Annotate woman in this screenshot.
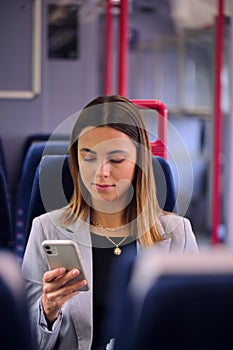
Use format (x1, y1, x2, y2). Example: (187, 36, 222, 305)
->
(22, 95, 198, 350)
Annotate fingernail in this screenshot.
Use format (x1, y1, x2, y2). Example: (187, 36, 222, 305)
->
(72, 269, 79, 275)
(59, 267, 66, 274)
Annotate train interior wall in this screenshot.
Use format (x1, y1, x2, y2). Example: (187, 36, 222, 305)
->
(0, 0, 229, 245)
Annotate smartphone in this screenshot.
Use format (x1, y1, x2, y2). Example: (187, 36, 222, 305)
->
(42, 240, 89, 291)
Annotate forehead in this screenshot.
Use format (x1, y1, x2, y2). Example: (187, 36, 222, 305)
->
(78, 126, 136, 151)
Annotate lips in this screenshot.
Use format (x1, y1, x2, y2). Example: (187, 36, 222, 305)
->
(94, 183, 115, 191)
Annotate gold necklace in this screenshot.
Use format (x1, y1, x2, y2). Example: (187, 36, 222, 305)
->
(90, 219, 128, 255)
(90, 219, 126, 232)
(105, 236, 128, 255)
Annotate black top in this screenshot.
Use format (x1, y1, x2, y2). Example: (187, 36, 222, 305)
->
(91, 233, 137, 349)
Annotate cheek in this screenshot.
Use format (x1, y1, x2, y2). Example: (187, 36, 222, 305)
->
(115, 164, 136, 200)
(127, 162, 136, 181)
(117, 163, 136, 183)
(79, 163, 93, 185)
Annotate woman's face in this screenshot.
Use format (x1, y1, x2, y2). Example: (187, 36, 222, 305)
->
(78, 126, 137, 209)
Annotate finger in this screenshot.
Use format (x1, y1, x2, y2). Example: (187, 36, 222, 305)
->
(42, 278, 87, 321)
(63, 278, 88, 293)
(43, 269, 79, 293)
(43, 267, 66, 283)
(43, 269, 80, 293)
(45, 278, 87, 301)
(60, 269, 80, 287)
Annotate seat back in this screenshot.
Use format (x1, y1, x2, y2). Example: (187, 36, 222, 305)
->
(23, 155, 176, 256)
(132, 274, 233, 350)
(20, 133, 52, 163)
(14, 141, 69, 259)
(0, 251, 34, 349)
(110, 249, 233, 350)
(0, 166, 13, 249)
(19, 133, 69, 170)
(152, 156, 177, 213)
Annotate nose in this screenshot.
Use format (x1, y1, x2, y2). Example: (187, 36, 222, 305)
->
(96, 161, 111, 178)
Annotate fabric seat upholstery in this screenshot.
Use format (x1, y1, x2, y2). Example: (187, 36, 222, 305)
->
(22, 154, 176, 257)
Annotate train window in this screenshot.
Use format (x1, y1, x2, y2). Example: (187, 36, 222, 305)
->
(48, 4, 79, 60)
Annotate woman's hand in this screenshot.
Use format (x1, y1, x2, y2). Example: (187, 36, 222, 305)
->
(42, 267, 87, 323)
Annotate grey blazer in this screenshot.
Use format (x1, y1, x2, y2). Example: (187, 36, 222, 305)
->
(22, 208, 198, 350)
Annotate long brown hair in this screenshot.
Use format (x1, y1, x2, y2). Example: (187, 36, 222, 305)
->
(63, 95, 163, 246)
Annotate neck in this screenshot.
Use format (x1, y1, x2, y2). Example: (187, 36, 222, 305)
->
(91, 193, 131, 216)
(91, 210, 126, 229)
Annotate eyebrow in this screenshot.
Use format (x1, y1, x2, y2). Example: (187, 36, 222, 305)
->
(80, 148, 96, 154)
(79, 148, 128, 155)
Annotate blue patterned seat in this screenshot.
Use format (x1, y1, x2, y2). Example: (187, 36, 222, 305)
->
(0, 166, 13, 249)
(14, 141, 69, 260)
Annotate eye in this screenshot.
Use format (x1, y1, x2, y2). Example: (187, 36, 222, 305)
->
(83, 157, 96, 162)
(110, 158, 125, 164)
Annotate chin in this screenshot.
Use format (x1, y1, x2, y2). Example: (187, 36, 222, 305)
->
(99, 195, 118, 202)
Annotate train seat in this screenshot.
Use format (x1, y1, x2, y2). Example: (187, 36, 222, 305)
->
(14, 140, 69, 260)
(0, 166, 13, 249)
(0, 250, 33, 349)
(22, 154, 177, 257)
(19, 133, 69, 170)
(108, 249, 233, 350)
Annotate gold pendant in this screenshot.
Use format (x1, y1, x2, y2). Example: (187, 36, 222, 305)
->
(114, 247, 122, 255)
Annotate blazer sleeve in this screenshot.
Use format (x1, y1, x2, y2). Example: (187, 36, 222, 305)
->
(183, 217, 199, 253)
(167, 216, 199, 253)
(21, 217, 62, 350)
